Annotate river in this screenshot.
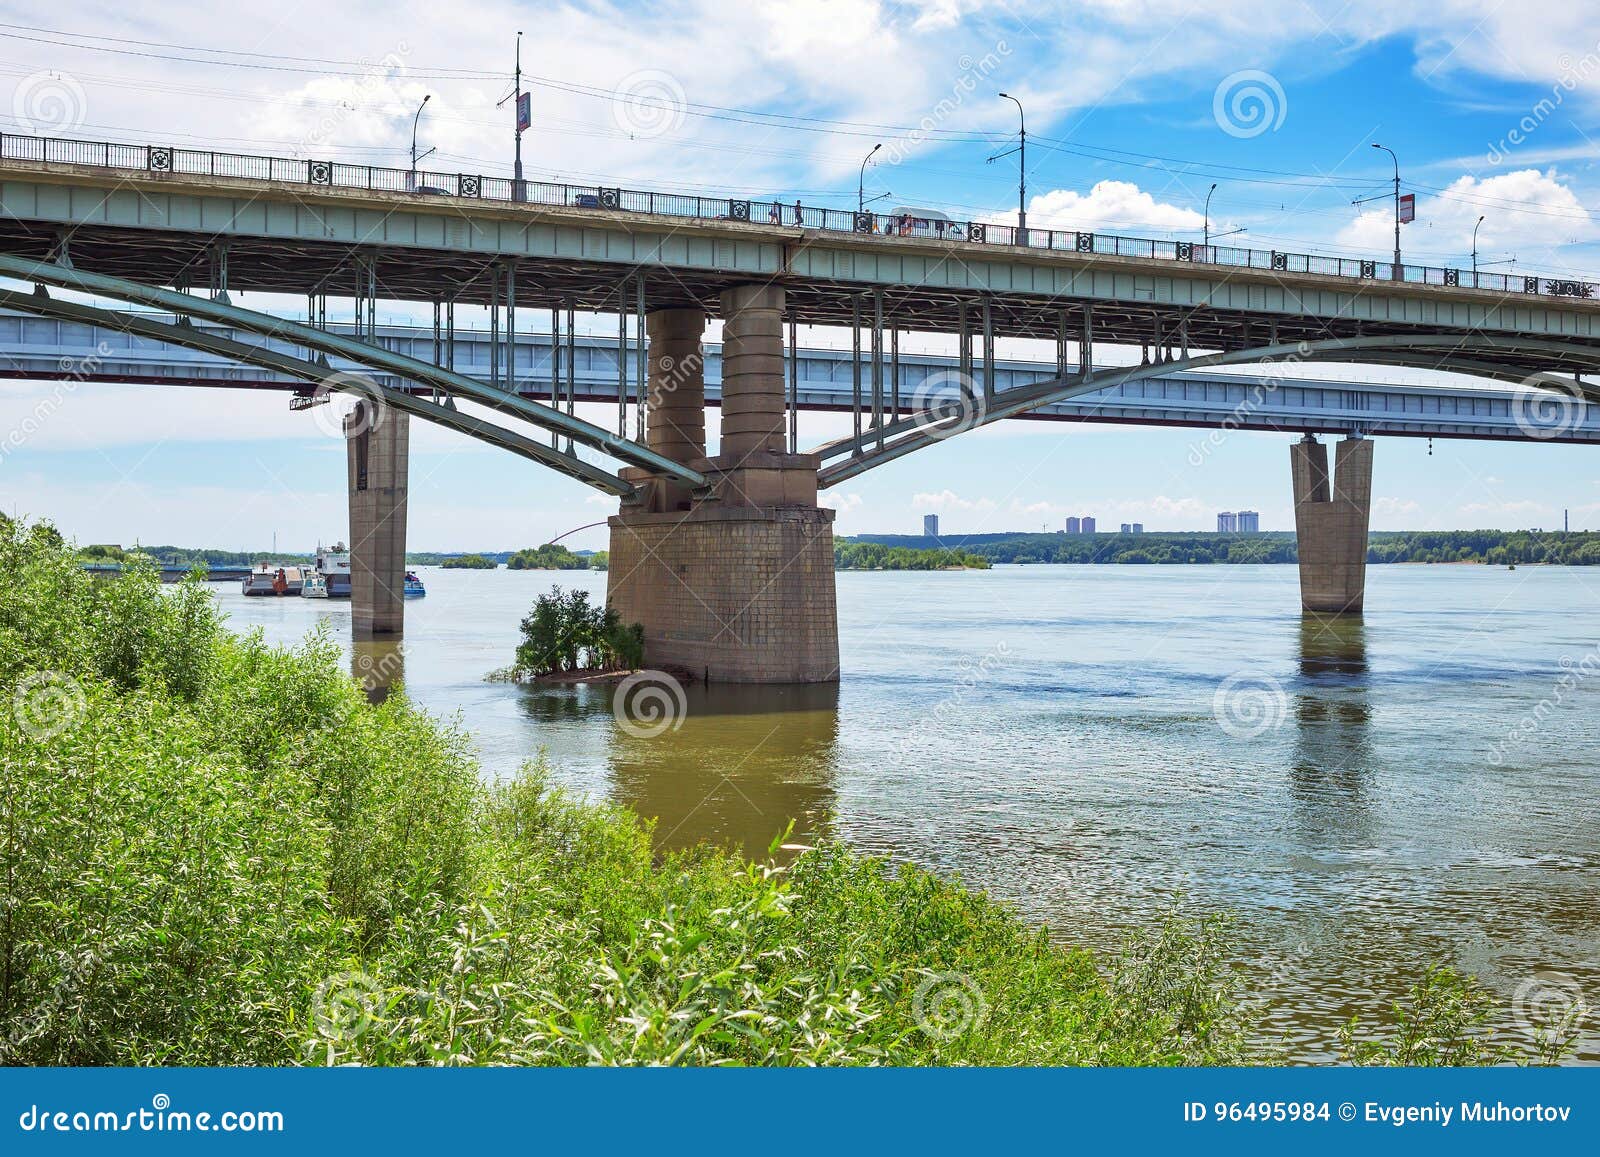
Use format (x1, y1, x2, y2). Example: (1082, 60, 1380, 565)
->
(220, 562, 1600, 1063)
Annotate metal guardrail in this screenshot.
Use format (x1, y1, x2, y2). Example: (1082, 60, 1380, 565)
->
(3, 130, 1595, 301)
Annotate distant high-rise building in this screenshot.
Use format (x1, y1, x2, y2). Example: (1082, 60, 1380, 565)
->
(1237, 510, 1260, 533)
(1131, 523, 1144, 534)
(1217, 511, 1238, 533)
(1065, 516, 1081, 534)
(923, 514, 939, 538)
(1119, 523, 1132, 534)
(1082, 516, 1096, 534)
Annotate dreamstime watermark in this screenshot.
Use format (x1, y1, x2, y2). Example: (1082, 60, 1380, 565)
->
(910, 368, 986, 442)
(882, 42, 1011, 166)
(17, 1094, 283, 1135)
(1186, 341, 1313, 466)
(1212, 70, 1287, 139)
(1212, 670, 1288, 739)
(911, 971, 988, 1040)
(612, 70, 687, 139)
(11, 671, 87, 741)
(310, 970, 385, 1042)
(1511, 970, 1590, 1036)
(612, 669, 688, 738)
(300, 370, 390, 440)
(12, 70, 87, 134)
(1, 343, 113, 465)
(1486, 45, 1600, 165)
(1487, 645, 1600, 765)
(648, 350, 704, 409)
(300, 44, 412, 154)
(1510, 371, 1587, 441)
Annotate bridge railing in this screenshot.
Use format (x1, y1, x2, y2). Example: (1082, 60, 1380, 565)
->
(3, 130, 1593, 302)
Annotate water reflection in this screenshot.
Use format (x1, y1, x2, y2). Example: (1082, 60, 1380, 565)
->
(1290, 613, 1373, 827)
(606, 682, 841, 859)
(514, 680, 841, 859)
(352, 638, 406, 704)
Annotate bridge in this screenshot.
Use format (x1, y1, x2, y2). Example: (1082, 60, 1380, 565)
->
(4, 131, 1599, 681)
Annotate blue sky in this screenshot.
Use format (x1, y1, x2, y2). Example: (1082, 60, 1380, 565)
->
(4, 1, 1600, 550)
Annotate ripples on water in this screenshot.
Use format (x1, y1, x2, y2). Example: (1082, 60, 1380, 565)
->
(223, 562, 1600, 1063)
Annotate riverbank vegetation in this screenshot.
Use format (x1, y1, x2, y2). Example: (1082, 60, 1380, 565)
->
(0, 519, 1573, 1066)
(439, 553, 497, 570)
(834, 542, 991, 570)
(850, 529, 1600, 566)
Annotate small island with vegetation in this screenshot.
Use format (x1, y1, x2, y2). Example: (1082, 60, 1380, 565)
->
(504, 586, 643, 682)
(440, 553, 498, 570)
(506, 544, 608, 571)
(834, 542, 991, 570)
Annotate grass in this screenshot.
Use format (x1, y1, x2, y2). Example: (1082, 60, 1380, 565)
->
(0, 518, 1573, 1066)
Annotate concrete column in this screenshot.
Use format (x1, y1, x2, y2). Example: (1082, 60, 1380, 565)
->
(347, 401, 409, 638)
(718, 284, 786, 459)
(1291, 435, 1373, 613)
(646, 307, 707, 460)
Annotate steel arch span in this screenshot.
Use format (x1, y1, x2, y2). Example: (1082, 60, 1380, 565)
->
(0, 254, 704, 492)
(813, 333, 1600, 487)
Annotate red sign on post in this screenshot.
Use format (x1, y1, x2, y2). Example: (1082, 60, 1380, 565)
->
(516, 91, 531, 132)
(1399, 193, 1415, 224)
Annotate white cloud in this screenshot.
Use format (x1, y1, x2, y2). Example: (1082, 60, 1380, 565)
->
(1009, 180, 1204, 236)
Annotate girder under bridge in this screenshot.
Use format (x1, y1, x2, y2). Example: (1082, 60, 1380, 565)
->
(6, 312, 1599, 459)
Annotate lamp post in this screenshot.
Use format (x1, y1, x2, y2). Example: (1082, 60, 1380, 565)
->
(858, 142, 882, 214)
(998, 92, 1026, 239)
(1472, 214, 1485, 285)
(410, 94, 432, 184)
(1204, 182, 1217, 248)
(1371, 142, 1401, 279)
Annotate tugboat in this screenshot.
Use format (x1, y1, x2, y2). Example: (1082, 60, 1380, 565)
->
(313, 542, 352, 598)
(403, 571, 427, 598)
(302, 571, 329, 598)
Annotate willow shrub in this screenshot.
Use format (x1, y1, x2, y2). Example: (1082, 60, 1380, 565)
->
(0, 520, 1561, 1066)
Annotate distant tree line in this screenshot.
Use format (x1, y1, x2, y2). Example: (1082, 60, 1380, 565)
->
(834, 542, 991, 570)
(863, 530, 1600, 566)
(506, 544, 603, 570)
(440, 553, 497, 570)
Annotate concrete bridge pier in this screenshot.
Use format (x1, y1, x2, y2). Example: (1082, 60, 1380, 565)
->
(346, 400, 410, 638)
(608, 285, 840, 683)
(1291, 434, 1373, 613)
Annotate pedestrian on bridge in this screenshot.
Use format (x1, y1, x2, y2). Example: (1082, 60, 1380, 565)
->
(793, 199, 804, 226)
(769, 201, 781, 224)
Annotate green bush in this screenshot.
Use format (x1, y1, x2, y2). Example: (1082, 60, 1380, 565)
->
(512, 588, 641, 678)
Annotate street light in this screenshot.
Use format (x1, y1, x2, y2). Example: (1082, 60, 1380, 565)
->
(995, 92, 1026, 239)
(858, 142, 882, 214)
(1472, 214, 1485, 284)
(1204, 182, 1217, 248)
(1371, 142, 1402, 279)
(410, 94, 434, 185)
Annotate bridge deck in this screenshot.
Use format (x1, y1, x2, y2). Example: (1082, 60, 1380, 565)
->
(3, 134, 1600, 380)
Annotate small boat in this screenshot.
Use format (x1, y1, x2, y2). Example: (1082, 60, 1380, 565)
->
(403, 571, 427, 598)
(241, 565, 304, 596)
(314, 542, 353, 598)
(302, 571, 329, 598)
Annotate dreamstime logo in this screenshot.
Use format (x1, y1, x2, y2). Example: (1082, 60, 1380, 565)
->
(302, 371, 389, 440)
(12, 70, 87, 134)
(612, 670, 687, 738)
(1486, 44, 1600, 165)
(883, 41, 1012, 166)
(311, 970, 384, 1041)
(611, 70, 687, 139)
(910, 370, 986, 442)
(912, 972, 988, 1040)
(1212, 671, 1287, 739)
(1186, 344, 1313, 466)
(1, 342, 112, 466)
(1511, 970, 1590, 1035)
(1510, 372, 1586, 441)
(648, 351, 704, 408)
(1487, 645, 1600, 765)
(12, 671, 87, 741)
(1212, 70, 1287, 139)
